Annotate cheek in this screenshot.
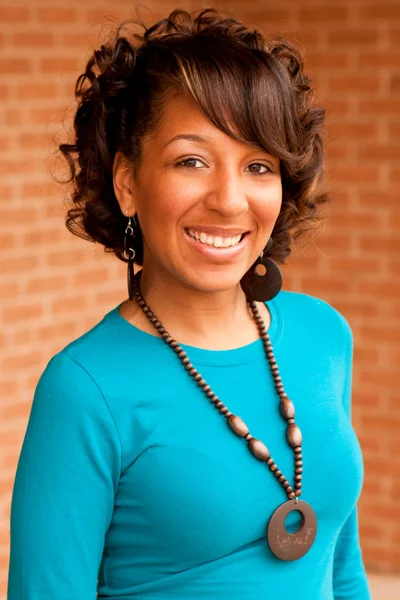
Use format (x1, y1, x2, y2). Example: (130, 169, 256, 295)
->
(255, 180, 283, 223)
(137, 183, 193, 248)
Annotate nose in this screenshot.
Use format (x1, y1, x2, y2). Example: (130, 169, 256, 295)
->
(203, 168, 249, 217)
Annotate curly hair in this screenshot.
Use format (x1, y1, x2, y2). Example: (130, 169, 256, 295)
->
(59, 7, 328, 266)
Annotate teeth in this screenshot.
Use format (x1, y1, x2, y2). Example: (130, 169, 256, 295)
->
(187, 230, 243, 248)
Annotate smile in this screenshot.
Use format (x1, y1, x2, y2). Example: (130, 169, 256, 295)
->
(186, 228, 246, 249)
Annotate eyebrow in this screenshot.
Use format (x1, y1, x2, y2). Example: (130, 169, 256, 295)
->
(162, 134, 215, 150)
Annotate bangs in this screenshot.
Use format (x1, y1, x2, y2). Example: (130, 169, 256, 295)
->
(165, 35, 303, 173)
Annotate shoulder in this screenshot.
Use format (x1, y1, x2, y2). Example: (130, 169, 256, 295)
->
(36, 305, 124, 402)
(274, 289, 353, 346)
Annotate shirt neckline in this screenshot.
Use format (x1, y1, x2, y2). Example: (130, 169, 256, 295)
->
(106, 294, 283, 367)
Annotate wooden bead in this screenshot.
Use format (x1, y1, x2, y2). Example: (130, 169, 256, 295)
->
(295, 474, 302, 481)
(227, 415, 249, 437)
(295, 490, 302, 496)
(287, 424, 302, 448)
(288, 492, 295, 499)
(248, 438, 271, 461)
(286, 486, 293, 493)
(280, 397, 295, 420)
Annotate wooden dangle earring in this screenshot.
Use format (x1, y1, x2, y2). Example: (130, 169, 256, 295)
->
(240, 237, 282, 302)
(124, 211, 137, 300)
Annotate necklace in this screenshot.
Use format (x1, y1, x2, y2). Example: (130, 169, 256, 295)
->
(132, 270, 317, 561)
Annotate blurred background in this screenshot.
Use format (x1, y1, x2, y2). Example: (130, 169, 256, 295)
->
(0, 0, 399, 598)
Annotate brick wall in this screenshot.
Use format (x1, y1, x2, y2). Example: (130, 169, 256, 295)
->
(1, 0, 399, 594)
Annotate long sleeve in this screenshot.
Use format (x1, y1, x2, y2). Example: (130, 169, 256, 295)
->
(332, 320, 371, 599)
(7, 351, 121, 600)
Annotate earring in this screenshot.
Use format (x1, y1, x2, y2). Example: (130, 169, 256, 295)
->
(240, 237, 282, 302)
(124, 211, 137, 300)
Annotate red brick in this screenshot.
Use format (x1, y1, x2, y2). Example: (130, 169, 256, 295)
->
(0, 59, 31, 74)
(4, 109, 23, 126)
(328, 29, 378, 47)
(298, 7, 349, 22)
(13, 32, 54, 47)
(38, 321, 78, 341)
(358, 144, 400, 161)
(391, 75, 400, 92)
(328, 76, 381, 93)
(2, 303, 43, 323)
(0, 6, 29, 22)
(359, 99, 400, 113)
(2, 351, 43, 372)
(389, 28, 400, 45)
(328, 122, 379, 139)
(331, 166, 380, 184)
(26, 228, 65, 246)
(305, 53, 350, 70)
(359, 4, 400, 19)
(325, 99, 351, 116)
(26, 276, 66, 294)
(37, 8, 77, 23)
(357, 281, 400, 298)
(41, 58, 80, 73)
(84, 9, 129, 24)
(359, 234, 400, 254)
(74, 268, 110, 286)
(358, 52, 400, 68)
(17, 83, 58, 100)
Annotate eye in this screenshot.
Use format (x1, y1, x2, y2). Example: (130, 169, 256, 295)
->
(246, 163, 273, 176)
(175, 156, 205, 169)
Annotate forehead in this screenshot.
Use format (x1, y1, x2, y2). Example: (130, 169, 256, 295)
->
(148, 93, 249, 151)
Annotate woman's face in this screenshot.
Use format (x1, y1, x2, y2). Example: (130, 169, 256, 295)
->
(114, 92, 283, 294)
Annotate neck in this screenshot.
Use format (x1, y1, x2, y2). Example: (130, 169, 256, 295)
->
(132, 266, 270, 350)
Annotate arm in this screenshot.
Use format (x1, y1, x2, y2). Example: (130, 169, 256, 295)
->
(8, 351, 121, 599)
(333, 319, 371, 599)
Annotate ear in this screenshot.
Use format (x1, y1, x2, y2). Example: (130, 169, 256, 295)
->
(113, 152, 136, 217)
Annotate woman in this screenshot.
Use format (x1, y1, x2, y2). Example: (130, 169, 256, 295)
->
(8, 7, 371, 600)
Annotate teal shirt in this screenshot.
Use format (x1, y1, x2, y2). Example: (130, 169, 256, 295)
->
(8, 290, 371, 599)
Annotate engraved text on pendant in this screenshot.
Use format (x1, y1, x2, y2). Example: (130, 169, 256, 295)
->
(267, 499, 317, 561)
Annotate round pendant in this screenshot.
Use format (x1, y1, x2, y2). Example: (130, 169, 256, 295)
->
(267, 499, 317, 561)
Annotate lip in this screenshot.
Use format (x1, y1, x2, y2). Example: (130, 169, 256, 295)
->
(185, 226, 250, 237)
(184, 229, 250, 261)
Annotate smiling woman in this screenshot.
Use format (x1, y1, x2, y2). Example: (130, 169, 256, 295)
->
(8, 6, 371, 600)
